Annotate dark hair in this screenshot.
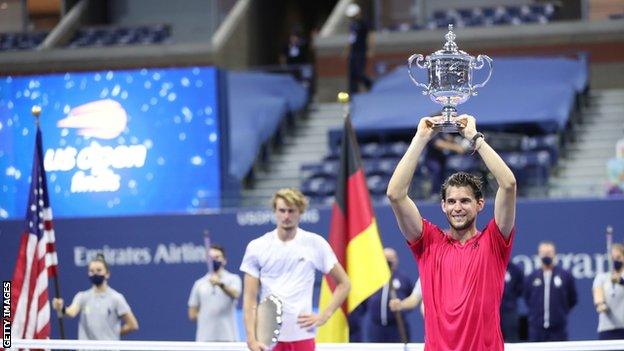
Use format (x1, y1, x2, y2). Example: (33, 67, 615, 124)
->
(210, 244, 226, 258)
(89, 254, 110, 273)
(440, 172, 483, 201)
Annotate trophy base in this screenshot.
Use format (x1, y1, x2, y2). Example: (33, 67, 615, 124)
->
(432, 120, 461, 133)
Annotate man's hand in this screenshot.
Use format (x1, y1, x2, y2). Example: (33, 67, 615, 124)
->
(297, 313, 329, 331)
(388, 298, 402, 312)
(457, 114, 478, 140)
(209, 273, 222, 287)
(415, 116, 441, 141)
(611, 272, 622, 284)
(52, 298, 64, 312)
(247, 340, 269, 351)
(596, 302, 609, 313)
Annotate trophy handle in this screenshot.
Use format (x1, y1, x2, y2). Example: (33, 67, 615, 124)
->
(470, 54, 493, 95)
(407, 54, 430, 94)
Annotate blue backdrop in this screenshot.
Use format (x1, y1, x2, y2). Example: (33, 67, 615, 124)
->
(0, 67, 222, 218)
(0, 197, 622, 342)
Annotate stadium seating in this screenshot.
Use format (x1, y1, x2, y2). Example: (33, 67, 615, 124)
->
(383, 3, 557, 32)
(0, 31, 48, 51)
(67, 24, 171, 48)
(302, 54, 584, 204)
(228, 71, 308, 181)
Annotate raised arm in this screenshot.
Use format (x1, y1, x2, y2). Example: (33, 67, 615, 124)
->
(52, 296, 80, 318)
(387, 117, 438, 242)
(592, 283, 608, 314)
(458, 115, 516, 238)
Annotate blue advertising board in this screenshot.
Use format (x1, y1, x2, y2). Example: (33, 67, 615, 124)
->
(0, 67, 223, 218)
(0, 198, 622, 342)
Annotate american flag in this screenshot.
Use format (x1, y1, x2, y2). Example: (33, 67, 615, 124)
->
(10, 125, 58, 341)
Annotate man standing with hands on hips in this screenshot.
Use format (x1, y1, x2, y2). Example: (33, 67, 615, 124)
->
(387, 114, 517, 351)
(240, 188, 351, 351)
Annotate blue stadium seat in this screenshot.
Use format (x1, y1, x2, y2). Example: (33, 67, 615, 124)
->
(361, 142, 384, 159)
(67, 24, 171, 48)
(301, 161, 339, 179)
(383, 141, 409, 158)
(301, 177, 336, 197)
(0, 31, 47, 51)
(445, 155, 478, 173)
(365, 158, 399, 177)
(367, 174, 390, 195)
(522, 134, 560, 164)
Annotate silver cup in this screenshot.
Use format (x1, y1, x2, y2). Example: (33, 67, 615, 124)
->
(255, 294, 283, 350)
(408, 24, 493, 133)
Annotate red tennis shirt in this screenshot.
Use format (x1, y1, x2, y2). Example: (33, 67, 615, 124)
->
(409, 218, 514, 351)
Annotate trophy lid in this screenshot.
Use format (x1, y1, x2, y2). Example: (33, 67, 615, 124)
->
(431, 24, 470, 59)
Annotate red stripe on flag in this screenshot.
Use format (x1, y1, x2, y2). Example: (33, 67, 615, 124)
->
(10, 232, 30, 324)
(328, 203, 347, 267)
(44, 220, 53, 231)
(345, 169, 374, 240)
(22, 234, 41, 338)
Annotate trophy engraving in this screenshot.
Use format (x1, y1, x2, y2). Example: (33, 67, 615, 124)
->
(408, 25, 493, 133)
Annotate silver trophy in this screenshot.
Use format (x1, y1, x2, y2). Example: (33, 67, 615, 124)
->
(408, 24, 493, 133)
(255, 294, 283, 350)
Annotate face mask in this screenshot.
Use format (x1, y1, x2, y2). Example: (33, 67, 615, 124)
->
(212, 260, 223, 271)
(614, 260, 623, 271)
(541, 256, 553, 266)
(89, 274, 105, 286)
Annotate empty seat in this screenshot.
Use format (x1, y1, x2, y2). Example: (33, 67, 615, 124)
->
(361, 142, 384, 159)
(301, 177, 336, 197)
(367, 174, 390, 195)
(384, 141, 409, 158)
(301, 161, 339, 179)
(66, 24, 171, 48)
(445, 155, 478, 173)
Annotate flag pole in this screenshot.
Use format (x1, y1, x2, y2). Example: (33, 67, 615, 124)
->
(336, 94, 408, 342)
(337, 91, 350, 119)
(203, 230, 214, 275)
(388, 282, 409, 343)
(33, 105, 66, 340)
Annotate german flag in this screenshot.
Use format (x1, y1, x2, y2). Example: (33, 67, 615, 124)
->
(316, 109, 391, 342)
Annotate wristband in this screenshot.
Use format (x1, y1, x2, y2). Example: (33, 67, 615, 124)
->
(471, 132, 485, 147)
(62, 305, 67, 315)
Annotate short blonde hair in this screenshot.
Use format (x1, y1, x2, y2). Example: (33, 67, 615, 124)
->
(613, 243, 624, 256)
(271, 188, 308, 213)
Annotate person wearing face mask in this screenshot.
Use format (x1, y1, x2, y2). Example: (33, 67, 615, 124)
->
(52, 255, 139, 340)
(188, 244, 241, 342)
(523, 241, 577, 341)
(592, 243, 624, 339)
(359, 247, 414, 342)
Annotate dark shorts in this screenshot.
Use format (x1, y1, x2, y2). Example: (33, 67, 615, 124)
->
(273, 338, 315, 351)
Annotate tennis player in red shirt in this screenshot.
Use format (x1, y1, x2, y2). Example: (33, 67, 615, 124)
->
(387, 115, 517, 351)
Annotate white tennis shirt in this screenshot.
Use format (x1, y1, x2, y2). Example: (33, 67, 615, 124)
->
(240, 228, 338, 341)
